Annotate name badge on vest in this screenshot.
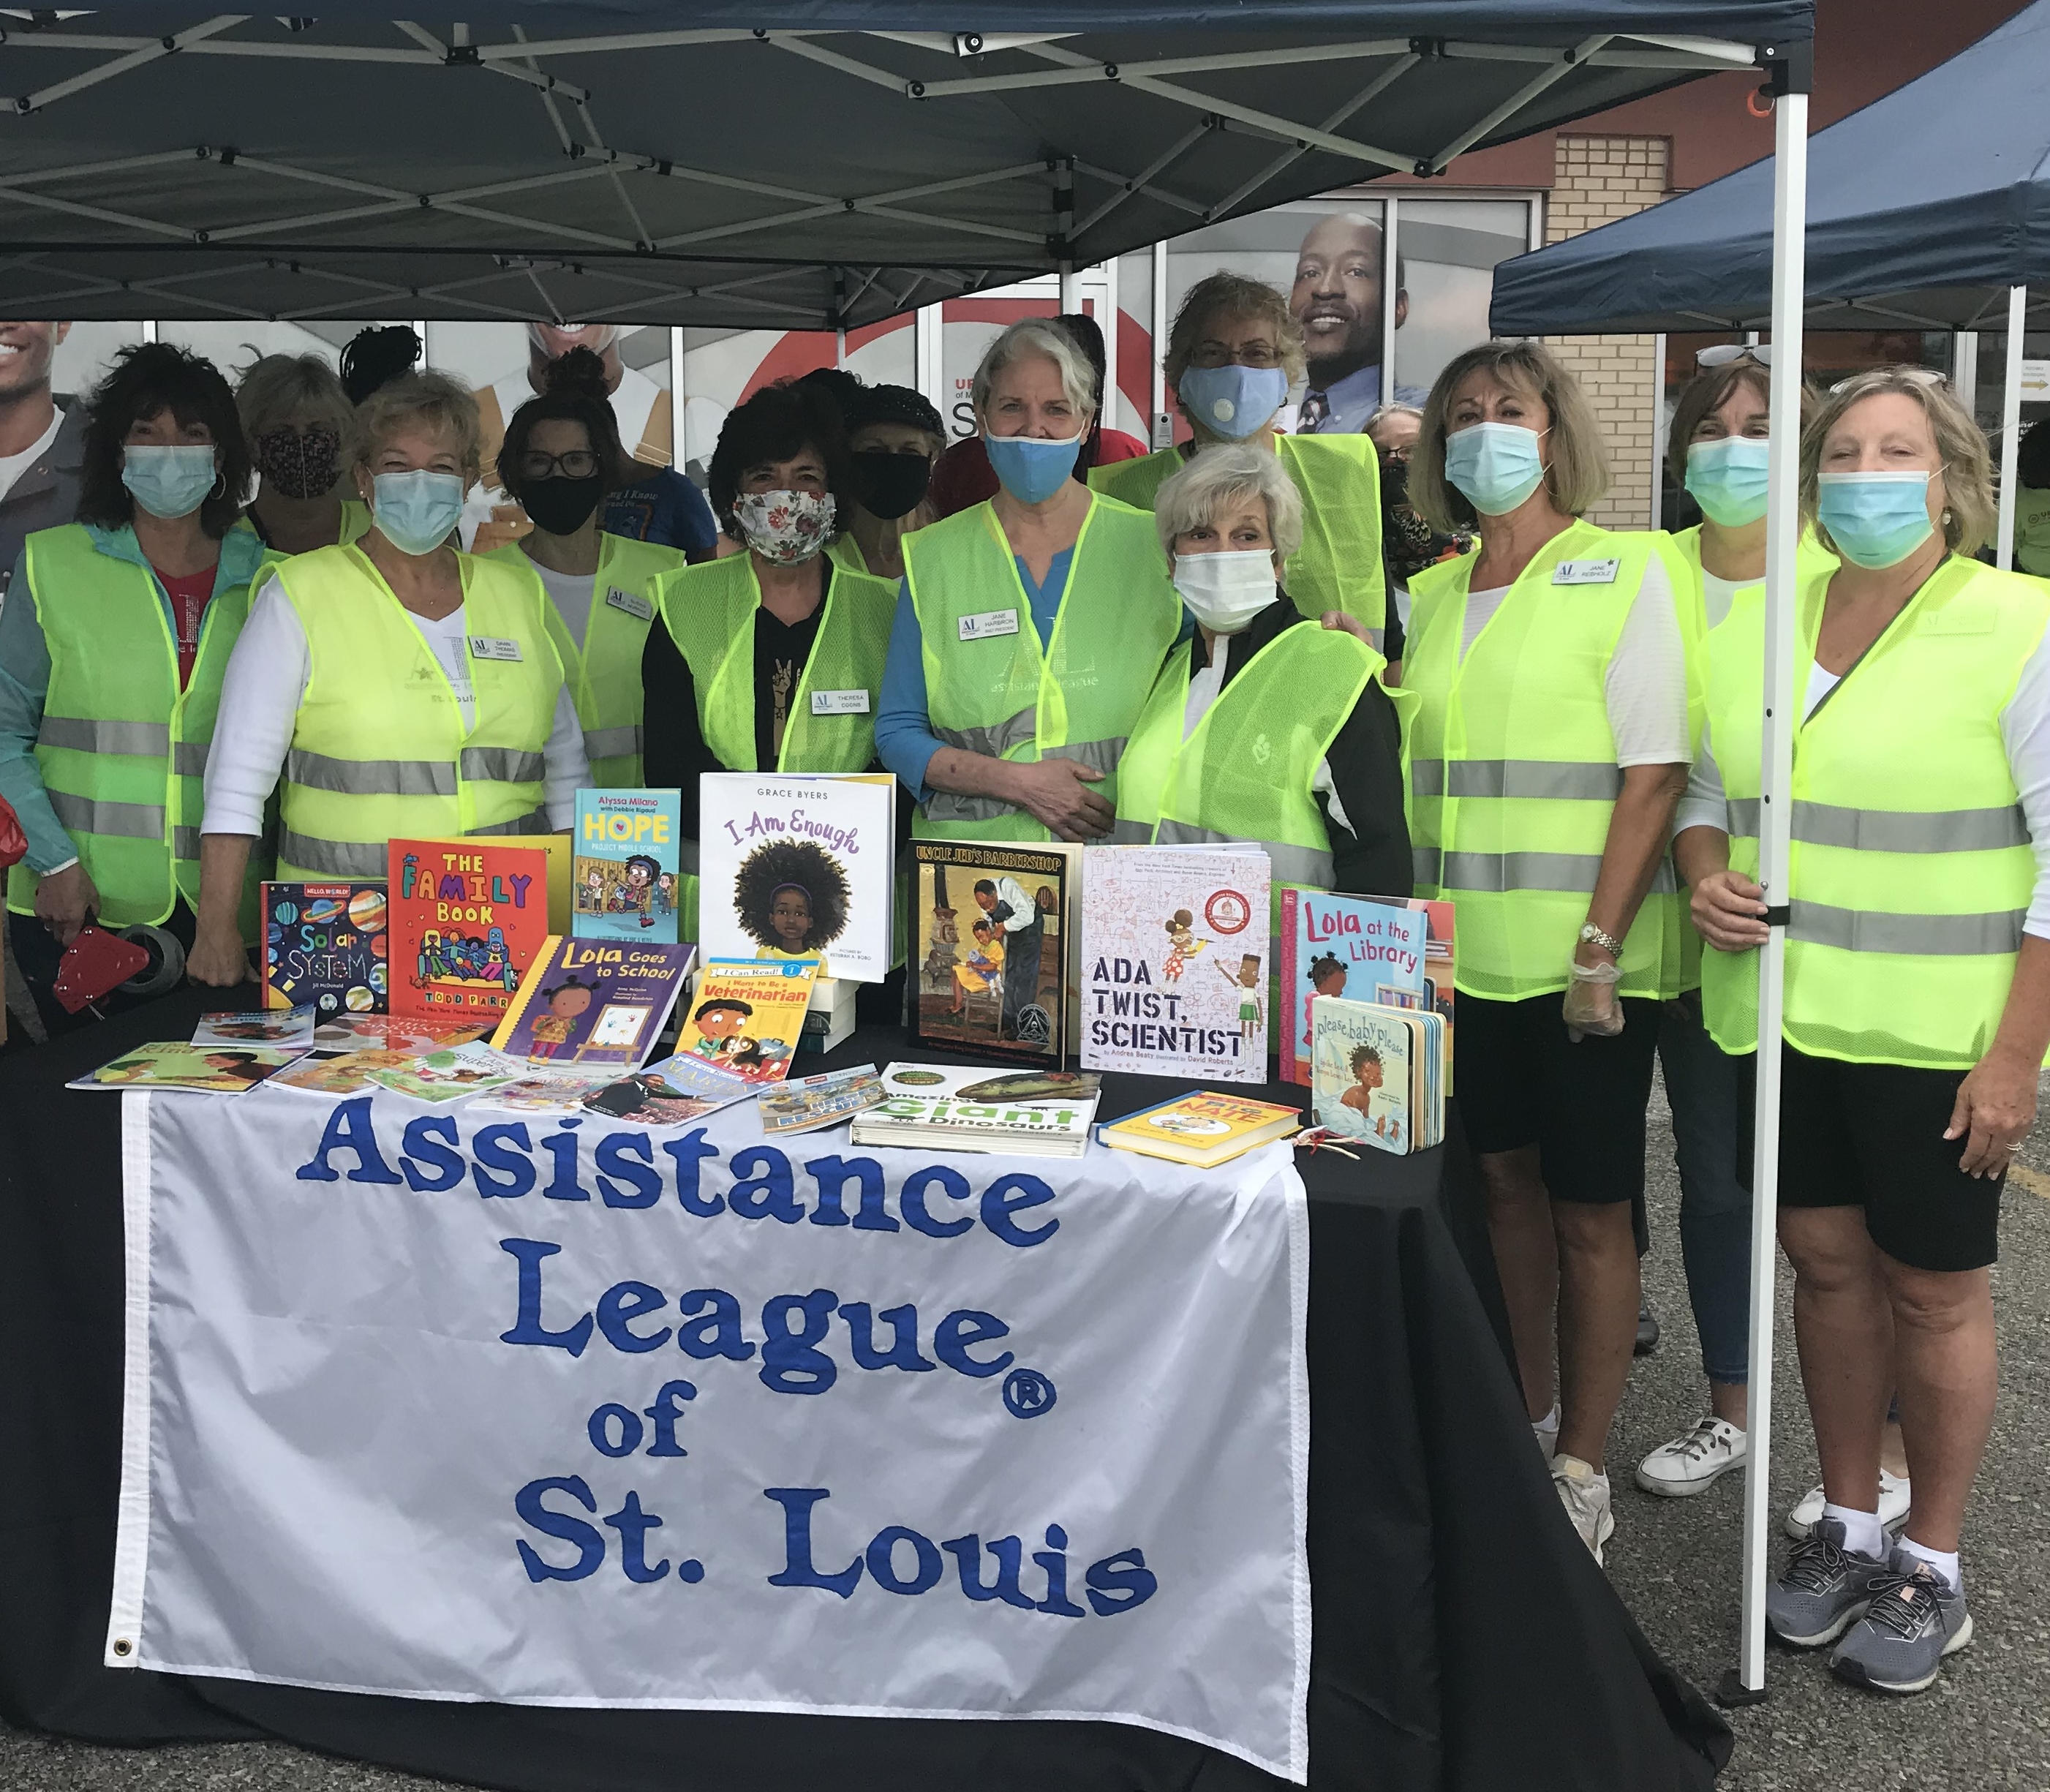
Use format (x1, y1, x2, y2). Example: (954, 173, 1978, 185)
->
(959, 608, 1020, 642)
(604, 585, 654, 621)
(469, 635, 523, 662)
(1552, 559, 1621, 586)
(810, 689, 871, 716)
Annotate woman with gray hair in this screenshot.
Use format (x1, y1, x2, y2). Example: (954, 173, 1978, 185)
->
(1113, 443, 1409, 900)
(232, 351, 369, 561)
(875, 317, 1180, 851)
(1682, 366, 2050, 1695)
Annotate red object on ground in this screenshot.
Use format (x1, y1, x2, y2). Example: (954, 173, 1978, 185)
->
(51, 925, 152, 1014)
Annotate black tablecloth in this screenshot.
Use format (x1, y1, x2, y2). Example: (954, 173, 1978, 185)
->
(0, 987, 1730, 1790)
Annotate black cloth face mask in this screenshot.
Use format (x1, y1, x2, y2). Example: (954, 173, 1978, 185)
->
(522, 474, 605, 535)
(252, 424, 342, 502)
(851, 450, 932, 521)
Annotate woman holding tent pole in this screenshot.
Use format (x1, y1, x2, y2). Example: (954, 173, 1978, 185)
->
(1681, 367, 2050, 1695)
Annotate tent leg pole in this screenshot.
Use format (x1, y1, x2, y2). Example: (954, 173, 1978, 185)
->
(1998, 285, 2026, 571)
(1719, 69, 1807, 1714)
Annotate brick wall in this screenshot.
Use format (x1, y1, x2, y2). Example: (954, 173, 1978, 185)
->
(1543, 136, 1669, 530)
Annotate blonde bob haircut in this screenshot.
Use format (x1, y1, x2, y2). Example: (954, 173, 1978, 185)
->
(353, 369, 483, 482)
(235, 352, 356, 462)
(1163, 271, 1308, 391)
(1408, 339, 1609, 535)
(1799, 366, 1995, 559)
(969, 317, 1098, 421)
(1153, 442, 1305, 565)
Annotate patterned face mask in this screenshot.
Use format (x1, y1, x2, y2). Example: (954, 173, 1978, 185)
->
(731, 488, 836, 565)
(252, 423, 343, 501)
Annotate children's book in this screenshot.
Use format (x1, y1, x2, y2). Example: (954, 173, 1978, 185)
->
(261, 881, 390, 1017)
(1277, 889, 1429, 1087)
(1310, 995, 1445, 1157)
(471, 1068, 626, 1115)
(581, 1055, 759, 1127)
(388, 839, 559, 1024)
(757, 1064, 886, 1137)
(270, 1047, 433, 1097)
(1078, 846, 1270, 1083)
(311, 1014, 487, 1053)
(1096, 1090, 1304, 1169)
(698, 773, 895, 982)
(672, 958, 818, 1084)
(363, 1039, 519, 1104)
(1408, 897, 1457, 1099)
(849, 1063, 1101, 1159)
(910, 840, 1079, 1063)
(573, 788, 684, 942)
(192, 1002, 316, 1047)
(490, 936, 697, 1072)
(67, 1042, 305, 1094)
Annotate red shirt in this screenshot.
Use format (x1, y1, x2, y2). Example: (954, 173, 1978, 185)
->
(157, 564, 218, 690)
(927, 427, 1154, 521)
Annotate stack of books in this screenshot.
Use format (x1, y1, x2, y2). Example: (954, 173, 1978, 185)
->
(849, 1063, 1101, 1159)
(802, 976, 858, 1054)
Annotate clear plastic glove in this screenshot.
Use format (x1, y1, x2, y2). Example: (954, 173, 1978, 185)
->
(1563, 957, 1624, 1042)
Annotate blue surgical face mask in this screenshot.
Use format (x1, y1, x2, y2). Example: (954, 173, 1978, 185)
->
(1684, 436, 1772, 527)
(983, 429, 1085, 505)
(121, 443, 218, 519)
(1177, 363, 1290, 440)
(1815, 470, 1936, 569)
(1442, 421, 1547, 516)
(371, 469, 467, 556)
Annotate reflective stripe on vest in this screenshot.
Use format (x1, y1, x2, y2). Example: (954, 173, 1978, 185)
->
(903, 496, 1179, 843)
(1403, 520, 1689, 1001)
(491, 530, 682, 788)
(1699, 554, 2050, 1066)
(271, 543, 562, 881)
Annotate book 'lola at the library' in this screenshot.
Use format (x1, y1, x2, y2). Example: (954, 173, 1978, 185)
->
(1278, 889, 1455, 1093)
(489, 936, 697, 1071)
(388, 838, 562, 1023)
(573, 788, 683, 942)
(261, 881, 390, 1016)
(673, 957, 818, 1084)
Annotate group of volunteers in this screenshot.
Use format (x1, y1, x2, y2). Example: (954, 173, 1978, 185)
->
(3, 269, 2042, 1699)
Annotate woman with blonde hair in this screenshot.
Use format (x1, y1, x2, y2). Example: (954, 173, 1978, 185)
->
(233, 351, 369, 560)
(1683, 366, 2050, 1694)
(1403, 339, 1696, 1563)
(189, 369, 585, 984)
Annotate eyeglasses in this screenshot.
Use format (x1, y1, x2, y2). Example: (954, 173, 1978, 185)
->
(1188, 342, 1284, 369)
(1828, 366, 1948, 395)
(518, 448, 601, 481)
(1697, 343, 1773, 368)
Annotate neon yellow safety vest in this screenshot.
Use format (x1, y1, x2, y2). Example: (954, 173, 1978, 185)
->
(6, 523, 265, 933)
(1112, 620, 1412, 894)
(1090, 435, 1387, 641)
(270, 543, 565, 881)
(902, 496, 1180, 843)
(483, 532, 685, 787)
(231, 498, 374, 579)
(1404, 521, 1695, 1001)
(1700, 555, 2050, 1068)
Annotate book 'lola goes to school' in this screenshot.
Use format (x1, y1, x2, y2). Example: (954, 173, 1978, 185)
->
(573, 788, 683, 943)
(490, 937, 697, 1071)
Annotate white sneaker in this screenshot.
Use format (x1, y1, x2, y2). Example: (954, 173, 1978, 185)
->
(1532, 1401, 1561, 1463)
(1635, 1417, 1747, 1497)
(1553, 1452, 1615, 1565)
(1784, 1469, 1911, 1541)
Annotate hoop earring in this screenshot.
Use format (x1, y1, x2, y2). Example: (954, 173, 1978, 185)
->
(210, 471, 227, 500)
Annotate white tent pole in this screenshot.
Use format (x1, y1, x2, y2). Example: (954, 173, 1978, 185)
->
(1726, 64, 1808, 1709)
(1998, 285, 2027, 571)
(668, 326, 685, 473)
(1150, 244, 1169, 448)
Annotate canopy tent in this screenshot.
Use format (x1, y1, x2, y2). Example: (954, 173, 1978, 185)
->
(0, 3, 1812, 331)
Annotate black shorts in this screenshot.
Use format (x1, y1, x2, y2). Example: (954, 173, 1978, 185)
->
(1455, 991, 1662, 1205)
(1773, 1045, 2002, 1273)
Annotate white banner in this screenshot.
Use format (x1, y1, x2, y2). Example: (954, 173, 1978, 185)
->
(108, 1084, 1311, 1781)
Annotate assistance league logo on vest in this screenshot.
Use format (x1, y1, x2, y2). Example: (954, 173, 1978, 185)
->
(109, 1089, 1311, 1780)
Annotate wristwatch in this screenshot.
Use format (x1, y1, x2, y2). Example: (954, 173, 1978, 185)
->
(1578, 922, 1624, 957)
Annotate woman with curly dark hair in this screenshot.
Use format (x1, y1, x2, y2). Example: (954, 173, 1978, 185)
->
(731, 836, 851, 960)
(0, 342, 265, 1034)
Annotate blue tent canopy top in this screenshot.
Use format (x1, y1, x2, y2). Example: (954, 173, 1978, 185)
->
(1490, 0, 2050, 335)
(0, 3, 1809, 328)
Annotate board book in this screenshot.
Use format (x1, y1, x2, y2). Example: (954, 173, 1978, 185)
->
(261, 881, 390, 1016)
(910, 840, 1079, 1064)
(388, 838, 563, 1024)
(490, 937, 696, 1072)
(1097, 1090, 1304, 1169)
(1078, 846, 1270, 1083)
(1310, 995, 1445, 1157)
(672, 958, 818, 1084)
(573, 787, 684, 942)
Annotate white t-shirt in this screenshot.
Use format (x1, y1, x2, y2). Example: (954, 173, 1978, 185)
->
(201, 575, 589, 838)
(531, 560, 598, 652)
(1457, 550, 1691, 767)
(0, 407, 62, 508)
(1700, 568, 1749, 633)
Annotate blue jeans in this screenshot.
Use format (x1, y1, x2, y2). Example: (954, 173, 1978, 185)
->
(1659, 995, 1752, 1386)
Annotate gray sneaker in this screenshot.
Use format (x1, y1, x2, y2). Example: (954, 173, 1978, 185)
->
(1765, 1518, 1892, 1648)
(1830, 1554, 1973, 1694)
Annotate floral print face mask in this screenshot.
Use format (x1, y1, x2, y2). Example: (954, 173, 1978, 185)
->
(731, 488, 836, 565)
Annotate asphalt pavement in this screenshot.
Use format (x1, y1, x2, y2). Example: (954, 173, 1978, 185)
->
(8, 1069, 2049, 1791)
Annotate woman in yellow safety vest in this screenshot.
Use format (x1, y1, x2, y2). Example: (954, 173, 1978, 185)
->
(642, 380, 897, 938)
(233, 352, 372, 564)
(189, 369, 587, 985)
(1403, 339, 1697, 1566)
(1088, 271, 1391, 657)
(1683, 368, 2050, 1695)
(0, 342, 263, 1032)
(828, 382, 946, 583)
(482, 347, 685, 787)
(874, 317, 1181, 844)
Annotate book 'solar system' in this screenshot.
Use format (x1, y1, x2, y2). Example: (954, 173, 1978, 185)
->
(573, 788, 683, 942)
(261, 881, 389, 1017)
